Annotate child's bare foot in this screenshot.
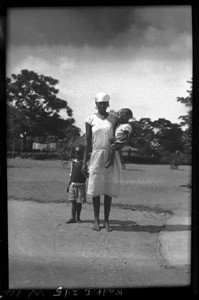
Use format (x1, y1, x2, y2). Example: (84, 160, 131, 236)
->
(76, 218, 82, 223)
(104, 161, 113, 168)
(66, 218, 76, 224)
(92, 222, 100, 231)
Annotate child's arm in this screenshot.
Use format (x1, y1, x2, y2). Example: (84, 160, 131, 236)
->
(67, 161, 74, 192)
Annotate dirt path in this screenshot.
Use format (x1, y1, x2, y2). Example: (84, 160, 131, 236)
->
(8, 201, 190, 289)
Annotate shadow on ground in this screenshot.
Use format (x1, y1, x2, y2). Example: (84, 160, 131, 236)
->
(82, 219, 191, 232)
(7, 165, 32, 168)
(124, 168, 145, 172)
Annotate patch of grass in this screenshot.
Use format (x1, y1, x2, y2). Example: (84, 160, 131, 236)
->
(7, 158, 191, 214)
(180, 183, 191, 188)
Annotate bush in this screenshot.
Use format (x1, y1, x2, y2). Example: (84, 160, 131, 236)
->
(124, 155, 160, 164)
(159, 151, 191, 166)
(20, 152, 61, 160)
(33, 153, 60, 160)
(7, 151, 19, 158)
(180, 154, 192, 165)
(159, 151, 173, 164)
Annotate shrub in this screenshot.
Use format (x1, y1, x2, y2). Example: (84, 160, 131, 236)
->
(7, 151, 18, 158)
(159, 151, 191, 166)
(180, 154, 192, 165)
(124, 155, 160, 164)
(32, 153, 60, 160)
(20, 152, 61, 160)
(159, 151, 173, 164)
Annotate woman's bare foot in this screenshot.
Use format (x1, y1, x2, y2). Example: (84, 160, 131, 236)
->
(104, 222, 113, 232)
(92, 222, 100, 231)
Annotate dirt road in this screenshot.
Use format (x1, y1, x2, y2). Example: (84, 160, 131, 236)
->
(8, 201, 190, 289)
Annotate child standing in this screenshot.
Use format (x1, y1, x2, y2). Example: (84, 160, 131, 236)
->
(66, 146, 88, 223)
(105, 108, 134, 168)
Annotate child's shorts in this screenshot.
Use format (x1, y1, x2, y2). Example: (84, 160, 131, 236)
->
(69, 183, 86, 203)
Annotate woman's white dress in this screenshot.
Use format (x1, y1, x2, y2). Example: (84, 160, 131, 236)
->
(85, 113, 122, 198)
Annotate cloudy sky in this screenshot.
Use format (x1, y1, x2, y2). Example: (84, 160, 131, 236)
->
(6, 6, 192, 133)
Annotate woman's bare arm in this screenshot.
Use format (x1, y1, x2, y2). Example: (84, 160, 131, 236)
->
(82, 122, 92, 175)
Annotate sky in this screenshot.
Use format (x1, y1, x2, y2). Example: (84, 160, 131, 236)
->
(6, 6, 192, 134)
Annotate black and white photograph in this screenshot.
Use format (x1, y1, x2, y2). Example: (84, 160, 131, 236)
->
(4, 4, 194, 291)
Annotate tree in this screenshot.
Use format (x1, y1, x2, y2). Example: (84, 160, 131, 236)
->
(128, 118, 184, 160)
(176, 80, 192, 155)
(153, 118, 184, 153)
(6, 105, 24, 154)
(128, 118, 156, 156)
(7, 69, 74, 151)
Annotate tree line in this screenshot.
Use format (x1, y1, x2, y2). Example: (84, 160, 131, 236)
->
(7, 69, 192, 164)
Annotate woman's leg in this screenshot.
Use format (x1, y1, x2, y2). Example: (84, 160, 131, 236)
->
(104, 195, 113, 231)
(92, 196, 100, 231)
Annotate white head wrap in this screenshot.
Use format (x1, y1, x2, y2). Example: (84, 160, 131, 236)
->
(95, 92, 110, 102)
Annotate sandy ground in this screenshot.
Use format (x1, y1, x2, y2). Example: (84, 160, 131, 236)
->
(8, 201, 191, 289)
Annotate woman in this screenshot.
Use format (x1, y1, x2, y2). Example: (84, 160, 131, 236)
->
(82, 92, 122, 232)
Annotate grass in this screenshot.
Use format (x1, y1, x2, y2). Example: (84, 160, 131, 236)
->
(7, 158, 191, 214)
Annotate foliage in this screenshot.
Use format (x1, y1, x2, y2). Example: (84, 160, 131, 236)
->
(128, 118, 155, 156)
(7, 151, 19, 158)
(6, 69, 79, 151)
(128, 118, 183, 159)
(63, 125, 81, 144)
(176, 80, 192, 155)
(159, 151, 191, 166)
(152, 118, 184, 153)
(20, 152, 60, 160)
(123, 154, 160, 164)
(127, 80, 192, 162)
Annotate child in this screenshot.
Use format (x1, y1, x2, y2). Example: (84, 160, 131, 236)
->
(66, 146, 88, 223)
(105, 108, 134, 168)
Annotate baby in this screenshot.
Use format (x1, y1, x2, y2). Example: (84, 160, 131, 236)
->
(105, 108, 134, 168)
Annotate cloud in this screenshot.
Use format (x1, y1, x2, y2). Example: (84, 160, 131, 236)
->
(133, 6, 191, 34)
(6, 55, 48, 75)
(57, 57, 75, 71)
(59, 86, 82, 100)
(7, 7, 135, 47)
(7, 6, 191, 50)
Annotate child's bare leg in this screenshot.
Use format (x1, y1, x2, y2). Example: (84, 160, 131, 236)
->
(105, 150, 115, 168)
(66, 201, 77, 223)
(76, 203, 82, 223)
